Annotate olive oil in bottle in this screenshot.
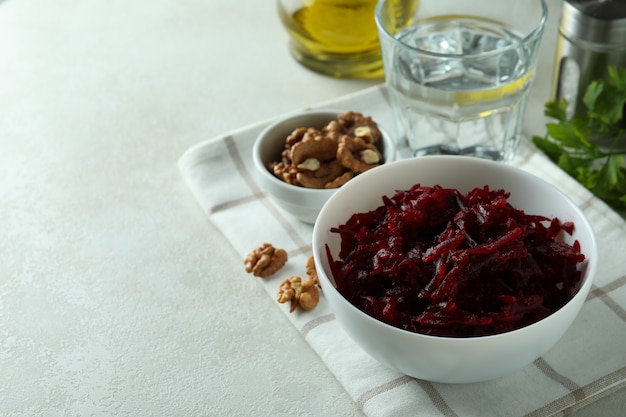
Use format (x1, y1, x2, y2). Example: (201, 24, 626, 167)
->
(277, 0, 384, 78)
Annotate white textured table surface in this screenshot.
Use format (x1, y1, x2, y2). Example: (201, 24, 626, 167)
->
(1, 0, 624, 416)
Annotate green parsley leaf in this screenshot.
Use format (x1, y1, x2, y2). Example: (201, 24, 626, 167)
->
(544, 98, 568, 122)
(533, 65, 626, 215)
(545, 123, 590, 149)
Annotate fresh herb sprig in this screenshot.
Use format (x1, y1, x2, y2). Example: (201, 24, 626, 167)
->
(532, 66, 626, 214)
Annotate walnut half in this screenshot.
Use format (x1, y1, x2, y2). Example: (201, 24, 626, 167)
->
(305, 256, 319, 286)
(276, 256, 321, 313)
(277, 276, 320, 313)
(244, 243, 288, 278)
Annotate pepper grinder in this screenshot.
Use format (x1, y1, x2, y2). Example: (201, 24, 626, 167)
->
(553, 0, 626, 118)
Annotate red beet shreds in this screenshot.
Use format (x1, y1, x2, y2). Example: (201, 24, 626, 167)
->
(327, 185, 586, 337)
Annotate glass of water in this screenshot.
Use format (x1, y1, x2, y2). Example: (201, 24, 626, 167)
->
(375, 0, 547, 161)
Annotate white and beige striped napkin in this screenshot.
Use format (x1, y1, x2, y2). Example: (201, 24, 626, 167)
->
(178, 85, 626, 417)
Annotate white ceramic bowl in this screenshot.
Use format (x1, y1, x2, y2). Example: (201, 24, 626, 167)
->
(253, 110, 396, 224)
(312, 156, 598, 383)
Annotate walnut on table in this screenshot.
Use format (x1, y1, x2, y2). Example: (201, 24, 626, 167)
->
(276, 256, 321, 313)
(244, 243, 288, 278)
(277, 276, 320, 313)
(305, 255, 319, 286)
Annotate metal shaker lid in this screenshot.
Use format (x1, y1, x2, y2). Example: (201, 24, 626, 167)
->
(561, 0, 626, 46)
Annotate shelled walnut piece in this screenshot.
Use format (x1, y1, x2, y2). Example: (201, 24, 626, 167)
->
(305, 255, 319, 286)
(268, 111, 383, 189)
(277, 276, 320, 313)
(244, 243, 288, 278)
(276, 256, 321, 313)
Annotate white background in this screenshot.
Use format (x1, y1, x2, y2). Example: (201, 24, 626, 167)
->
(1, 0, 624, 415)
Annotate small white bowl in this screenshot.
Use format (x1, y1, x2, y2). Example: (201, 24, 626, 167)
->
(253, 110, 396, 224)
(312, 156, 598, 383)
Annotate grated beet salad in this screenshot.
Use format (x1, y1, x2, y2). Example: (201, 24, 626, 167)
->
(327, 185, 586, 337)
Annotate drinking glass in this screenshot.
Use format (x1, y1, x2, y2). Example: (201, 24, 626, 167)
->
(375, 0, 547, 160)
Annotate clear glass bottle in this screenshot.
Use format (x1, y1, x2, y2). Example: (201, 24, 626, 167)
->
(277, 0, 384, 78)
(553, 0, 626, 117)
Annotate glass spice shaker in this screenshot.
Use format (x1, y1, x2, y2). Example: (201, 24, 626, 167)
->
(553, 0, 626, 118)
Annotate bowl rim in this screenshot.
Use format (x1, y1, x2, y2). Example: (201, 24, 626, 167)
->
(312, 155, 599, 342)
(252, 109, 396, 194)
